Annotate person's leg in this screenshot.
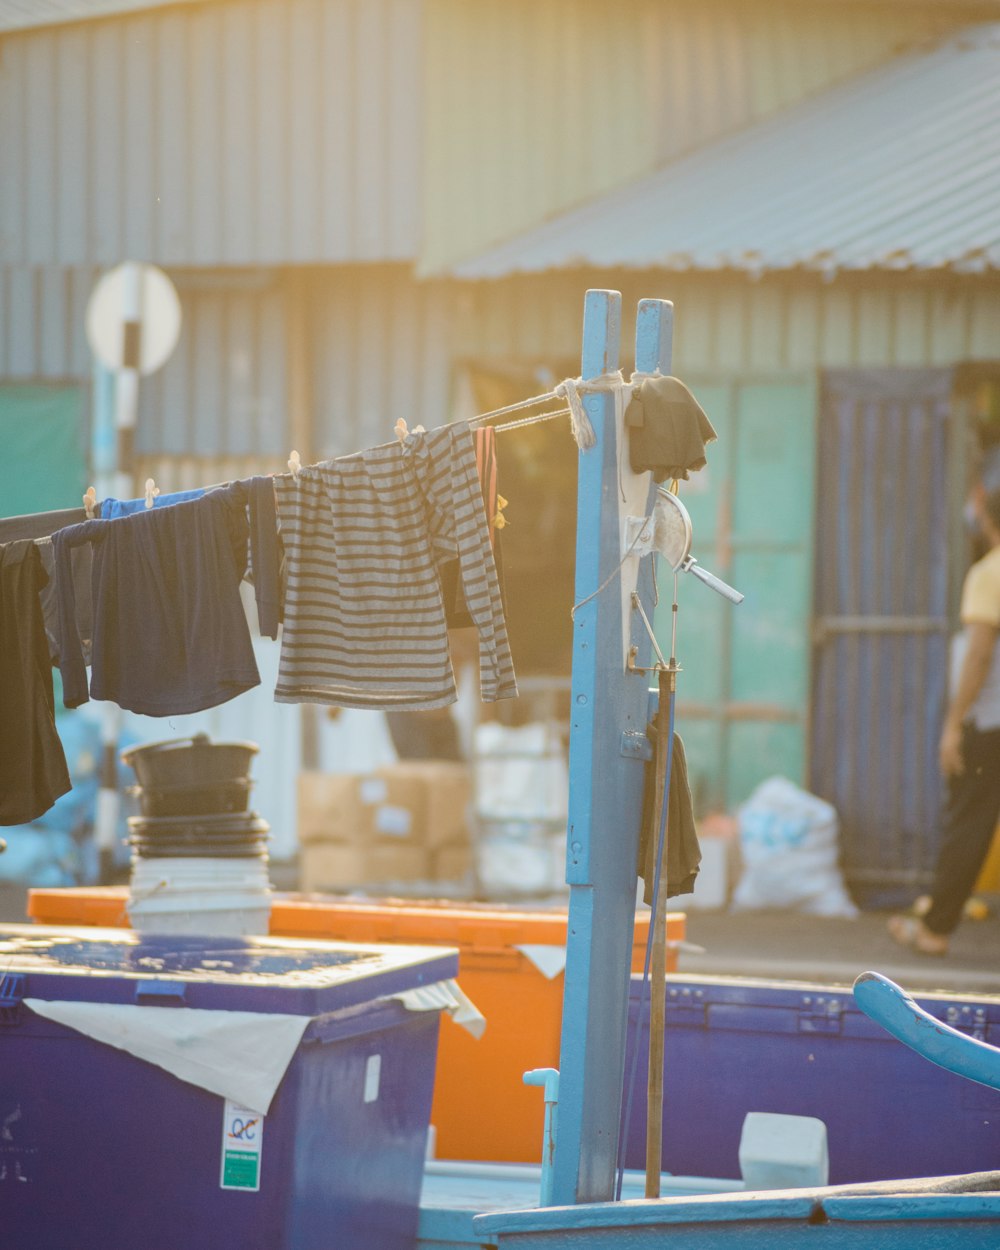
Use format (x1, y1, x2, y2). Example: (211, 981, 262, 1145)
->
(922, 725, 1000, 936)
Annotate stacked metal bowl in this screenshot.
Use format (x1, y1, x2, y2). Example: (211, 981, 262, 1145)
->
(121, 734, 269, 860)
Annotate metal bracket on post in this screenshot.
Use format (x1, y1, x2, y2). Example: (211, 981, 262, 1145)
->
(550, 294, 674, 1207)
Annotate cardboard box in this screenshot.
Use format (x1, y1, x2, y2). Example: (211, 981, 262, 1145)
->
(392, 762, 472, 849)
(298, 765, 472, 850)
(431, 840, 473, 882)
(299, 842, 430, 892)
(298, 771, 425, 845)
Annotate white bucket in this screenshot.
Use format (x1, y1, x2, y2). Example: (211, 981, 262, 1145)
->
(128, 856, 273, 936)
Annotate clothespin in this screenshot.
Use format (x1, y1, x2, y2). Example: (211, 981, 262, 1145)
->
(82, 486, 97, 519)
(144, 478, 160, 509)
(492, 493, 509, 531)
(288, 450, 301, 478)
(394, 419, 425, 443)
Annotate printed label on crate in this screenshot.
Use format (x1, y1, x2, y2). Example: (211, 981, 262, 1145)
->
(220, 1100, 264, 1192)
(374, 804, 412, 837)
(360, 777, 388, 804)
(363, 1053, 381, 1103)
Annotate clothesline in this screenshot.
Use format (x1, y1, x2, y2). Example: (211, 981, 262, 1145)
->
(1, 371, 659, 535)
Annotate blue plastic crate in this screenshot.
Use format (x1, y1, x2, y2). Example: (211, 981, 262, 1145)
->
(0, 924, 458, 1250)
(623, 973, 1000, 1184)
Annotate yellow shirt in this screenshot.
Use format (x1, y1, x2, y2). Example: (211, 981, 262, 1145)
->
(952, 545, 1000, 729)
(961, 545, 1000, 627)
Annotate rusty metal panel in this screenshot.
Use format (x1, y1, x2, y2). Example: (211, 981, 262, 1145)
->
(811, 367, 954, 898)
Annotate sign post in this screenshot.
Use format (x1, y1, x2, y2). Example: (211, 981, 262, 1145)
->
(84, 262, 182, 879)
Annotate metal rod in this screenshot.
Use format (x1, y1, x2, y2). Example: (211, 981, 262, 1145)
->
(631, 592, 667, 669)
(645, 667, 672, 1197)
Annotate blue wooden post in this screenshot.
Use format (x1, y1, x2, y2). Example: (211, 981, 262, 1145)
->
(551, 293, 674, 1204)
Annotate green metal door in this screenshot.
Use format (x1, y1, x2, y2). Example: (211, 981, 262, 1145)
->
(656, 376, 818, 812)
(0, 385, 87, 518)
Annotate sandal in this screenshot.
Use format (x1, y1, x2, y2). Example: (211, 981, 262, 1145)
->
(887, 914, 949, 957)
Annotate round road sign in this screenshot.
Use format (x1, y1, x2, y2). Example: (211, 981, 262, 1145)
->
(86, 262, 182, 376)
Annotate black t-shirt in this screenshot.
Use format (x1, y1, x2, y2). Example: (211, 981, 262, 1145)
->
(0, 540, 72, 824)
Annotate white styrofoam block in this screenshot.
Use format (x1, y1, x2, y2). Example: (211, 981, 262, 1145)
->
(738, 1112, 829, 1191)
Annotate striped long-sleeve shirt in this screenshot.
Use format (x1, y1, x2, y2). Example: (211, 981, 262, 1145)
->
(273, 421, 517, 710)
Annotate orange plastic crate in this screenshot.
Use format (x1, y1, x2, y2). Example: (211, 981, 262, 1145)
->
(28, 887, 685, 1163)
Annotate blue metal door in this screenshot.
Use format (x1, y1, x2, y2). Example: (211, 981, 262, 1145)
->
(810, 368, 955, 901)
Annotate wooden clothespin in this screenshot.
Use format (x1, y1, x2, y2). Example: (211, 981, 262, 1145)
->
(144, 478, 160, 509)
(288, 450, 302, 478)
(82, 486, 97, 519)
(394, 419, 426, 443)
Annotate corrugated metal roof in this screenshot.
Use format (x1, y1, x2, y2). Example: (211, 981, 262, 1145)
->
(449, 24, 1000, 279)
(0, 0, 205, 34)
(420, 0, 975, 276)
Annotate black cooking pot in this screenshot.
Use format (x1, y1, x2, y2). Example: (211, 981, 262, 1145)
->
(121, 734, 258, 790)
(129, 778, 254, 817)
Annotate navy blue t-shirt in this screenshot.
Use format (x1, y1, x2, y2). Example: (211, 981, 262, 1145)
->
(52, 483, 275, 716)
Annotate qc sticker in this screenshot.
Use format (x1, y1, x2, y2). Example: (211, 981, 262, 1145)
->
(220, 1100, 264, 1192)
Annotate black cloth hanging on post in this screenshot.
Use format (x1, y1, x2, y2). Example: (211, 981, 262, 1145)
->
(636, 723, 701, 903)
(626, 376, 717, 483)
(0, 540, 71, 825)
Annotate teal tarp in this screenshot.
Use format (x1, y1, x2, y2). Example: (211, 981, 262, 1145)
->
(0, 384, 87, 518)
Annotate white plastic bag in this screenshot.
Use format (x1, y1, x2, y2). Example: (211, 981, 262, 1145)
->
(731, 776, 858, 918)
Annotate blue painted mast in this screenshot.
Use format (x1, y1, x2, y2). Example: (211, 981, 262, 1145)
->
(552, 292, 674, 1205)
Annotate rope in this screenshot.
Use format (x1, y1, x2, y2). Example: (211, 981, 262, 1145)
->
(570, 521, 649, 620)
(490, 406, 572, 435)
(468, 390, 561, 423)
(471, 370, 639, 451)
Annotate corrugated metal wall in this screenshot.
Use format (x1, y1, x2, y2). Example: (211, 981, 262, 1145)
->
(421, 0, 975, 272)
(811, 368, 954, 897)
(0, 266, 97, 378)
(0, 0, 422, 266)
(306, 268, 455, 457)
(5, 267, 998, 455)
(137, 272, 288, 456)
(139, 265, 455, 460)
(450, 274, 1000, 374)
(0, 263, 457, 464)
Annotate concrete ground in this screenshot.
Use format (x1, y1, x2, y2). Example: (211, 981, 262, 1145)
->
(678, 904, 1000, 997)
